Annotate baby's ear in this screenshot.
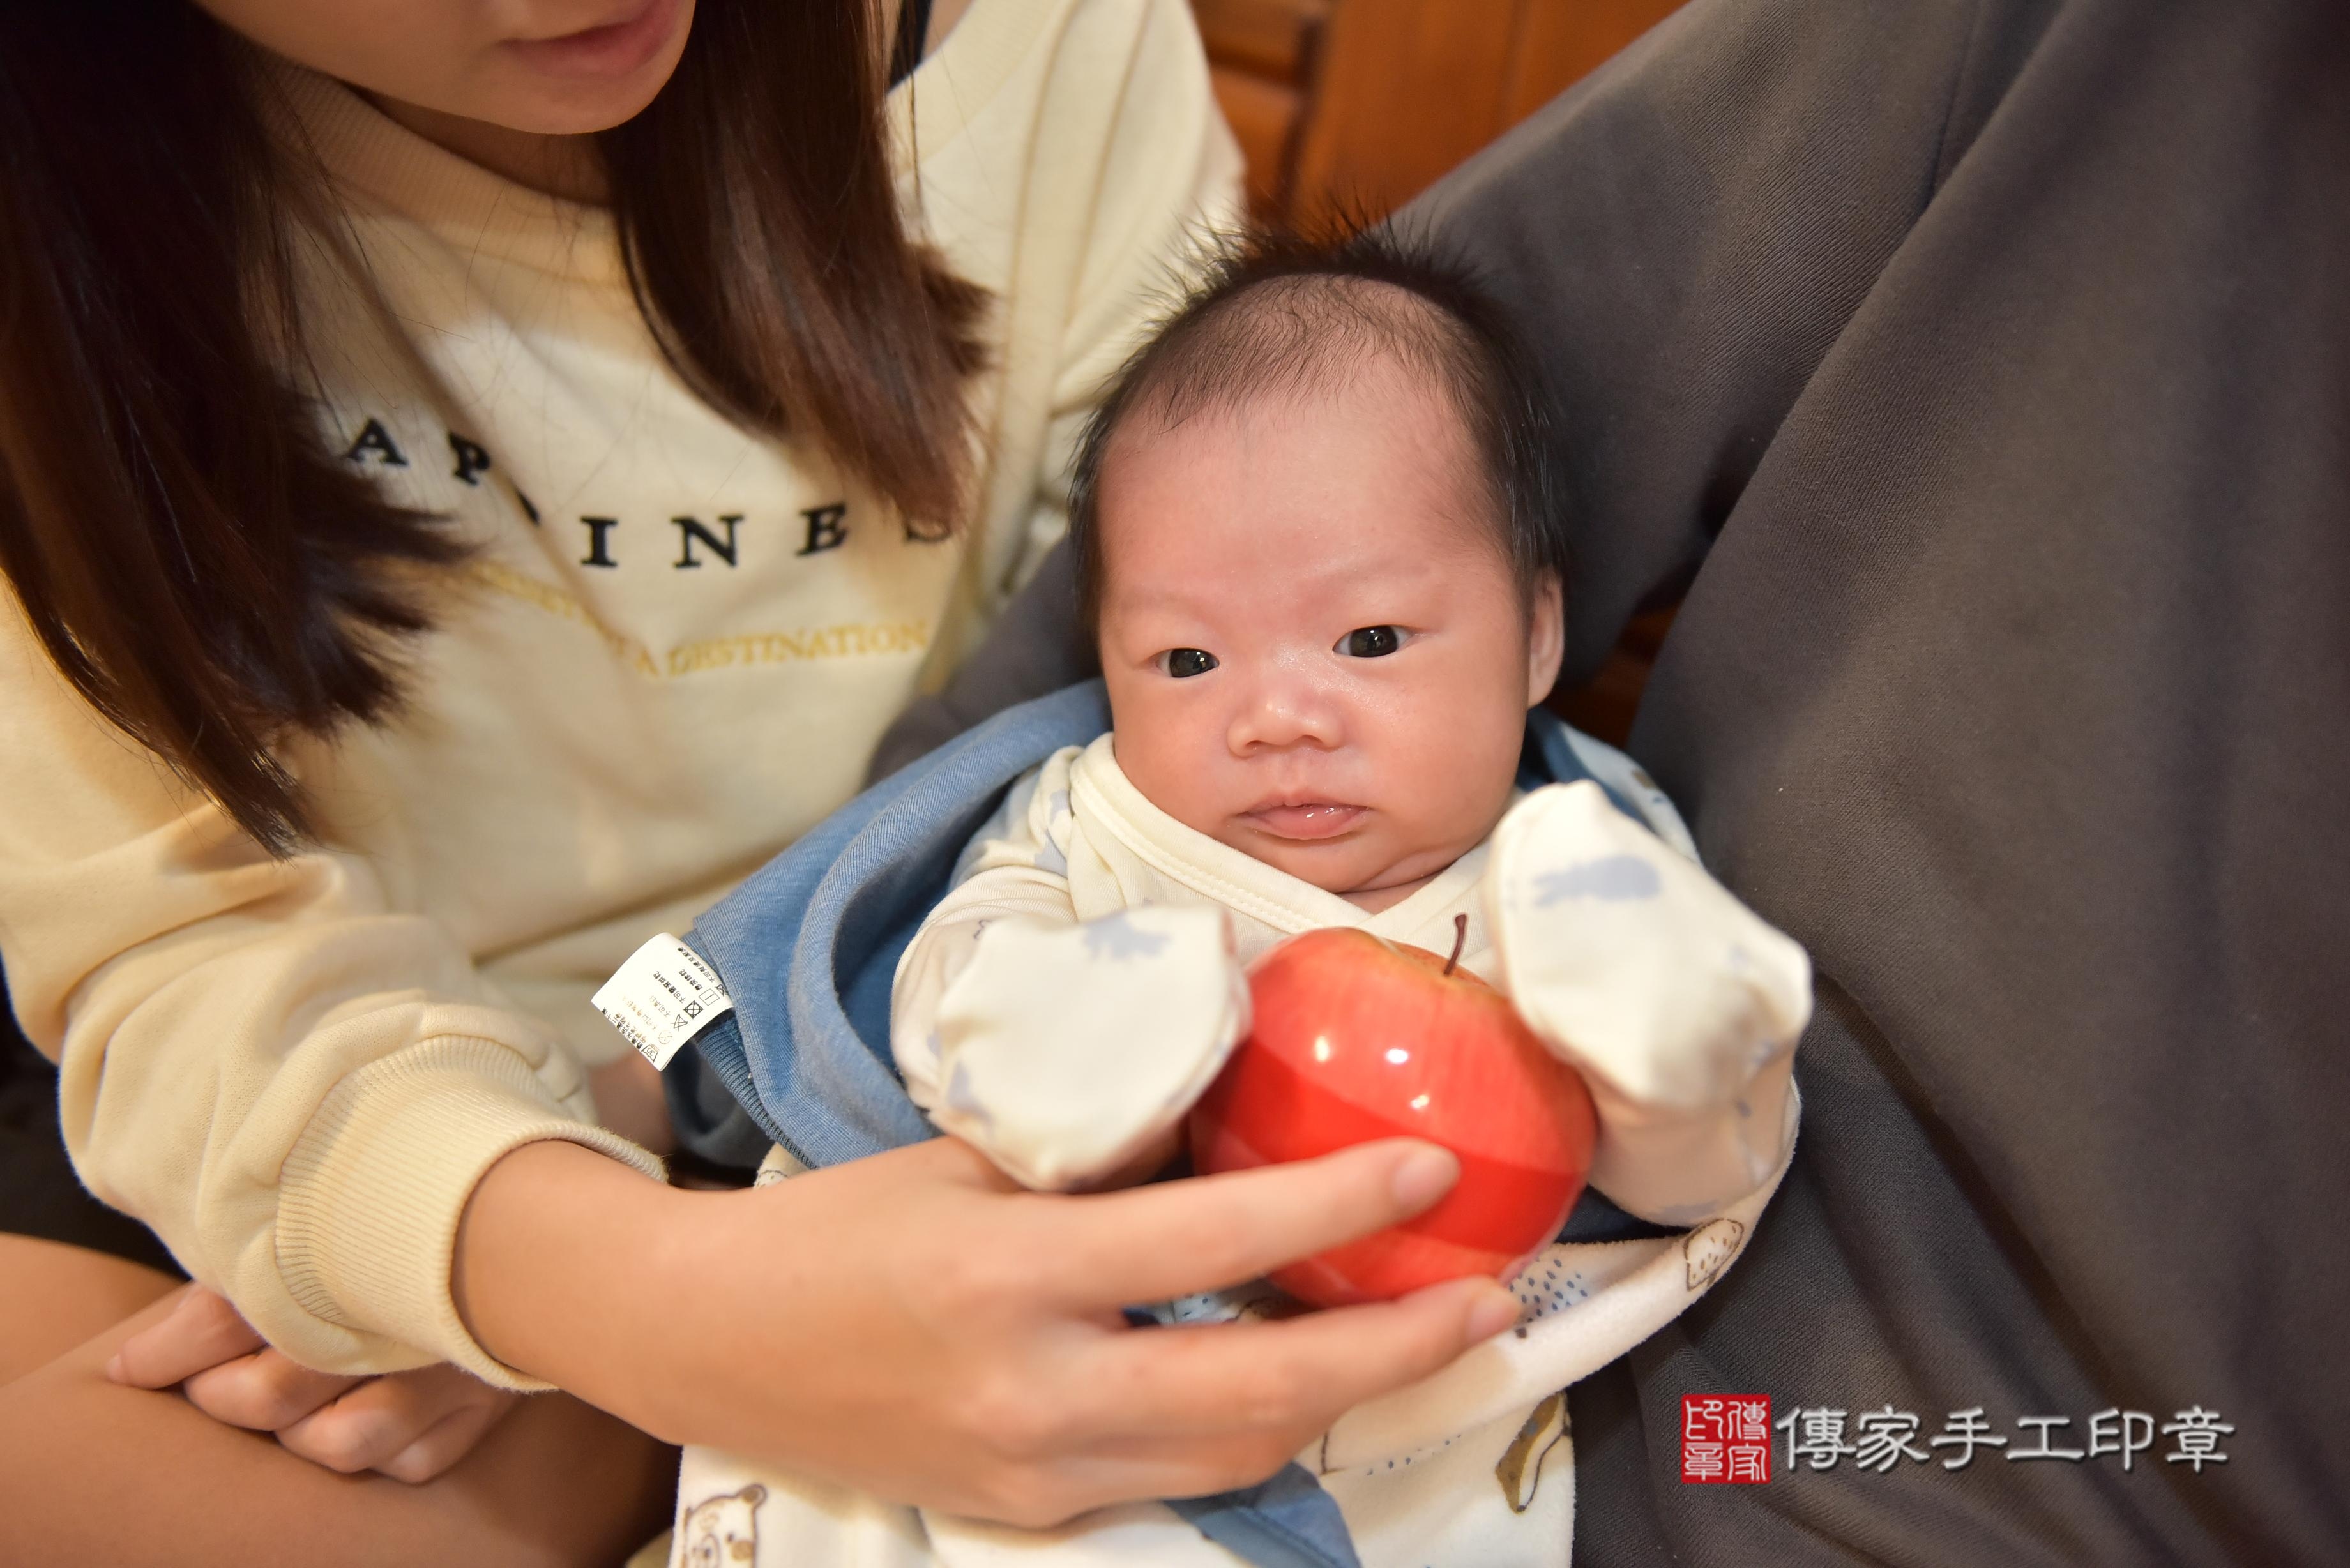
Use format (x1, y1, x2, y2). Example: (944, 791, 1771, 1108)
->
(1524, 573, 1566, 706)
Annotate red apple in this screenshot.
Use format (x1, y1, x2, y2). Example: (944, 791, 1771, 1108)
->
(1188, 919, 1597, 1308)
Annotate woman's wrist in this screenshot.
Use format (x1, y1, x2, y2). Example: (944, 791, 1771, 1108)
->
(451, 1138, 690, 1429)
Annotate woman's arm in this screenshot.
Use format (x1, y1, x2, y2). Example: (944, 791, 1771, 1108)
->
(454, 1134, 1518, 1527)
(0, 600, 660, 1387)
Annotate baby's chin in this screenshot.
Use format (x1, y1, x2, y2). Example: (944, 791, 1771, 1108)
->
(1217, 821, 1457, 912)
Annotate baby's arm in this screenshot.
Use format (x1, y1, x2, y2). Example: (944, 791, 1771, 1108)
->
(1485, 782, 1811, 1225)
(891, 762, 1250, 1192)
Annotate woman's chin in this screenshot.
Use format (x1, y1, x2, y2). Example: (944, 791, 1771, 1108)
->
(479, 59, 683, 135)
(473, 0, 695, 135)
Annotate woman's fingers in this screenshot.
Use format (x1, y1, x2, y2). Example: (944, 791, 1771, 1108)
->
(1028, 1138, 1464, 1308)
(965, 1281, 1515, 1526)
(921, 1278, 1504, 1531)
(936, 1437, 1314, 1532)
(1020, 1426, 1360, 1515)
(104, 1284, 266, 1389)
(181, 1347, 367, 1433)
(375, 1395, 517, 1484)
(1097, 1276, 1519, 1438)
(98, 1281, 519, 1483)
(102, 1286, 354, 1435)
(274, 1364, 519, 1481)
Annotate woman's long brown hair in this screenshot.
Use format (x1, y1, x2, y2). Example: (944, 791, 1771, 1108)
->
(0, 0, 985, 854)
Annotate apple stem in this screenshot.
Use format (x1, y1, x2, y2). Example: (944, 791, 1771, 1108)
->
(1443, 913, 1467, 977)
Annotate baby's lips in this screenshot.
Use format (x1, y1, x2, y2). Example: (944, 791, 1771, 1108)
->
(1243, 801, 1368, 840)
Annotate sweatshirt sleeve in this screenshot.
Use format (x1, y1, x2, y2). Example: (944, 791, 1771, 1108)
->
(0, 603, 662, 1387)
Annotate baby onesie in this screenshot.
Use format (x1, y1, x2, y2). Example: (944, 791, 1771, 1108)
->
(672, 730, 1810, 1568)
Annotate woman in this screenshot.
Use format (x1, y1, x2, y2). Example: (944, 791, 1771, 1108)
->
(0, 0, 1514, 1558)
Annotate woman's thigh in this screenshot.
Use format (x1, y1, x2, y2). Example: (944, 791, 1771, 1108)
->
(0, 1233, 178, 1386)
(0, 1286, 678, 1566)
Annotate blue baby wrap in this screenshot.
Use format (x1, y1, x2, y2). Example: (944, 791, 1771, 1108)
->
(673, 680, 1650, 1568)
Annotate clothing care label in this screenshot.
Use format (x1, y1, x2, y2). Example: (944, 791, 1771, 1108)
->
(592, 933, 734, 1071)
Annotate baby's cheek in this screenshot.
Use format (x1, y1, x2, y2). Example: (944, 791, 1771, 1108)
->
(1386, 680, 1524, 830)
(1109, 707, 1229, 838)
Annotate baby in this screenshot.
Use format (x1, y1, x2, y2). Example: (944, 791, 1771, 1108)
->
(891, 238, 1806, 1223)
(669, 236, 1810, 1568)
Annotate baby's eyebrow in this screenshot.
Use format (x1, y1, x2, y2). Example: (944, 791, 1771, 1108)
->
(1125, 539, 1459, 598)
(1101, 580, 1220, 617)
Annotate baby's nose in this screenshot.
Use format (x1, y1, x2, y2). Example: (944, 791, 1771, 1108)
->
(1227, 676, 1344, 753)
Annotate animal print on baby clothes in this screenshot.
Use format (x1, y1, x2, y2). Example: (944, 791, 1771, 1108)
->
(677, 1483, 766, 1567)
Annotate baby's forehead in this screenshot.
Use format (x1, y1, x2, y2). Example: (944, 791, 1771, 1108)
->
(1072, 259, 1560, 631)
(1100, 349, 1505, 550)
(1125, 351, 1470, 458)
(1093, 372, 1517, 620)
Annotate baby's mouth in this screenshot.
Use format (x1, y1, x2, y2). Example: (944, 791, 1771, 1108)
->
(1241, 801, 1367, 841)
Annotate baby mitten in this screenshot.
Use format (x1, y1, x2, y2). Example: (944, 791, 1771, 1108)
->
(1484, 781, 1812, 1223)
(914, 905, 1251, 1191)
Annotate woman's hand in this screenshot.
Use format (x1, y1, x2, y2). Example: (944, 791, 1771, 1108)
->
(456, 1135, 1520, 1528)
(107, 1286, 520, 1483)
(588, 1047, 678, 1156)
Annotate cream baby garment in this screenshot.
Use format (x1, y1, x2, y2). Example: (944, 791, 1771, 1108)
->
(673, 730, 1810, 1568)
(892, 735, 1807, 1228)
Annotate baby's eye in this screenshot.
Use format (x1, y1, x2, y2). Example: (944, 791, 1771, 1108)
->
(1159, 648, 1219, 679)
(1336, 626, 1404, 658)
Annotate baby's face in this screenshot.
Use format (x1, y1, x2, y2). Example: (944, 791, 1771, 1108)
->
(1096, 362, 1563, 911)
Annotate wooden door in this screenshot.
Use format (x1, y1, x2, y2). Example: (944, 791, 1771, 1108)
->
(1194, 0, 1685, 227)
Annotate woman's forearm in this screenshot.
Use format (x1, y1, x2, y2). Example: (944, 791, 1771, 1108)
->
(451, 1140, 689, 1432)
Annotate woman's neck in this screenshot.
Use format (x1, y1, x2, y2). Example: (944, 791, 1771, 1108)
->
(363, 94, 610, 204)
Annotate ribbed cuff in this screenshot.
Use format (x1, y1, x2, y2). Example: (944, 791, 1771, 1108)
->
(277, 1034, 665, 1389)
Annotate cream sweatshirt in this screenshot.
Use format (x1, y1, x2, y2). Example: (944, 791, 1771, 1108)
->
(0, 0, 1241, 1384)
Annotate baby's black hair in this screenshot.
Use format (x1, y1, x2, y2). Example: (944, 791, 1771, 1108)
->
(1065, 227, 1570, 631)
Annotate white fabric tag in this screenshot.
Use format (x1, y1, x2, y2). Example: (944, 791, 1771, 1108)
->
(592, 933, 733, 1070)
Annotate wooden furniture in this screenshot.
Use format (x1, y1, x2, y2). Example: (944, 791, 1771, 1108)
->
(1193, 0, 1683, 229)
(1188, 0, 1687, 744)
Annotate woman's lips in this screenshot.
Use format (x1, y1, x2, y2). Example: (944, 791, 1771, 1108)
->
(504, 0, 683, 80)
(1243, 802, 1367, 841)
